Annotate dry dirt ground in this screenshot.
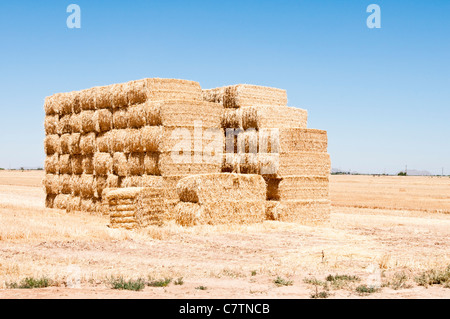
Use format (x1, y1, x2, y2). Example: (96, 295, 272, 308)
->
(0, 171, 449, 299)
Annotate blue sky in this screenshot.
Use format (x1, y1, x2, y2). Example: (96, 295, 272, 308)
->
(0, 0, 449, 174)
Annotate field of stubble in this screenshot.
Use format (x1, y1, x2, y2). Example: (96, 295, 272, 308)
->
(0, 171, 449, 299)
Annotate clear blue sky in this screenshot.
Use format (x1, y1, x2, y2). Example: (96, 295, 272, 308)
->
(0, 0, 449, 174)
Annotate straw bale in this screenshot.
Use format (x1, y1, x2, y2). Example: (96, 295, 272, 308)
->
(59, 154, 72, 175)
(45, 194, 56, 208)
(60, 174, 72, 194)
(106, 174, 120, 189)
(44, 115, 59, 135)
(110, 129, 128, 153)
(270, 200, 331, 225)
(93, 152, 113, 176)
(95, 86, 113, 109)
(241, 105, 307, 130)
(105, 187, 143, 202)
(96, 132, 112, 153)
(69, 113, 83, 133)
(142, 101, 162, 126)
(94, 176, 107, 198)
(110, 207, 136, 215)
(70, 174, 82, 196)
(158, 152, 222, 176)
(276, 128, 328, 153)
(121, 176, 142, 188)
(71, 155, 83, 175)
(135, 187, 178, 226)
(80, 198, 96, 212)
(67, 195, 81, 212)
(44, 135, 60, 155)
(128, 104, 146, 128)
(79, 88, 96, 111)
(54, 194, 69, 210)
(57, 115, 72, 135)
(221, 108, 242, 129)
(265, 201, 281, 221)
(126, 79, 147, 106)
(44, 154, 59, 174)
(265, 176, 329, 201)
(124, 129, 144, 153)
(112, 152, 128, 177)
(68, 133, 81, 155)
(201, 87, 226, 104)
(145, 78, 202, 101)
(140, 126, 162, 152)
(109, 83, 128, 109)
(44, 94, 59, 115)
(174, 202, 205, 226)
(127, 153, 144, 176)
(80, 174, 95, 198)
(80, 110, 96, 133)
(43, 174, 60, 195)
(94, 108, 113, 132)
(144, 153, 159, 175)
(80, 133, 96, 155)
(223, 84, 287, 108)
(82, 155, 94, 174)
(59, 134, 71, 154)
(177, 173, 266, 204)
(45, 92, 78, 115)
(113, 108, 129, 129)
(140, 175, 165, 187)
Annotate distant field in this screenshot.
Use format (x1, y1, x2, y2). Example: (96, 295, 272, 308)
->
(0, 171, 449, 298)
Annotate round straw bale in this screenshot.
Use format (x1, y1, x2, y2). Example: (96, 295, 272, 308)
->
(81, 110, 96, 133)
(54, 194, 69, 210)
(67, 195, 81, 212)
(44, 154, 59, 174)
(93, 152, 113, 176)
(80, 174, 95, 198)
(110, 83, 128, 109)
(95, 86, 112, 109)
(58, 115, 72, 135)
(126, 79, 147, 106)
(45, 194, 56, 208)
(69, 113, 83, 133)
(82, 155, 94, 174)
(44, 94, 59, 115)
(113, 108, 129, 129)
(44, 135, 60, 155)
(94, 108, 113, 132)
(69, 133, 82, 155)
(43, 174, 60, 194)
(106, 174, 120, 189)
(127, 153, 144, 176)
(79, 88, 96, 111)
(128, 104, 146, 128)
(144, 152, 159, 175)
(59, 154, 72, 175)
(60, 174, 72, 194)
(94, 176, 107, 198)
(44, 115, 59, 135)
(59, 134, 71, 154)
(125, 129, 143, 153)
(58, 92, 77, 115)
(80, 198, 96, 212)
(141, 126, 162, 152)
(71, 155, 83, 175)
(71, 174, 82, 196)
(113, 152, 128, 177)
(96, 132, 112, 153)
(80, 133, 96, 155)
(110, 129, 127, 153)
(71, 91, 81, 114)
(143, 101, 162, 126)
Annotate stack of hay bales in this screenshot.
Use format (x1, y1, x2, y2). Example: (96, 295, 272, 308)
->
(43, 78, 223, 220)
(202, 84, 331, 225)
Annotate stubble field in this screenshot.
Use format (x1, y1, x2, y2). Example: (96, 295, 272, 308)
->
(0, 171, 449, 299)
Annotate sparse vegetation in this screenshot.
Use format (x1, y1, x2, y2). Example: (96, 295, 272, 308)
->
(147, 278, 172, 287)
(109, 276, 146, 291)
(195, 285, 207, 290)
(274, 276, 293, 287)
(310, 287, 330, 299)
(383, 272, 412, 290)
(251, 270, 257, 276)
(356, 285, 380, 295)
(174, 277, 184, 285)
(6, 277, 52, 289)
(415, 265, 450, 288)
(326, 274, 360, 289)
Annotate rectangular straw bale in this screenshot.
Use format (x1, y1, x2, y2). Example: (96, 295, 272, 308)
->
(44, 135, 60, 155)
(162, 175, 186, 200)
(144, 153, 159, 175)
(96, 132, 112, 153)
(126, 79, 147, 106)
(110, 129, 127, 153)
(54, 194, 70, 210)
(270, 199, 331, 225)
(241, 105, 307, 130)
(59, 154, 72, 174)
(265, 176, 329, 201)
(109, 83, 128, 109)
(158, 152, 222, 176)
(140, 175, 165, 188)
(44, 94, 59, 115)
(160, 127, 224, 155)
(82, 155, 94, 174)
(121, 176, 142, 188)
(127, 153, 144, 176)
(70, 174, 82, 196)
(105, 187, 143, 202)
(128, 104, 146, 128)
(275, 128, 328, 153)
(145, 78, 202, 101)
(68, 133, 81, 155)
(113, 108, 129, 129)
(80, 198, 96, 212)
(223, 84, 288, 108)
(60, 174, 72, 194)
(93, 152, 113, 176)
(80, 174, 95, 198)
(94, 108, 113, 132)
(124, 129, 143, 153)
(140, 126, 163, 152)
(45, 194, 56, 209)
(135, 187, 178, 226)
(81, 110, 96, 133)
(106, 174, 120, 189)
(156, 100, 222, 128)
(44, 115, 59, 135)
(71, 155, 83, 175)
(202, 200, 265, 225)
(177, 173, 266, 204)
(60, 134, 71, 154)
(265, 201, 280, 221)
(43, 174, 60, 195)
(201, 87, 226, 104)
(67, 195, 81, 212)
(79, 88, 96, 111)
(58, 115, 72, 135)
(69, 113, 83, 133)
(113, 152, 128, 177)
(221, 108, 242, 129)
(80, 133, 96, 155)
(174, 202, 205, 226)
(142, 101, 162, 126)
(44, 154, 59, 174)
